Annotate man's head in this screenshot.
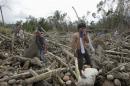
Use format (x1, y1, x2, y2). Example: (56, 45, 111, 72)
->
(35, 25, 43, 36)
(77, 22, 86, 32)
(40, 32, 44, 37)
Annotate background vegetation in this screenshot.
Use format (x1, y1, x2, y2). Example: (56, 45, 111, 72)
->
(0, 0, 130, 33)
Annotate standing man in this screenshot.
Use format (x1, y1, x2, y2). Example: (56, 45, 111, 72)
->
(35, 25, 47, 63)
(13, 23, 24, 47)
(71, 22, 95, 77)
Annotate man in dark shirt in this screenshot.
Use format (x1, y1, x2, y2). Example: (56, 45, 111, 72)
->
(35, 26, 47, 63)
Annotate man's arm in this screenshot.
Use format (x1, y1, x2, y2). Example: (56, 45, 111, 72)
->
(87, 33, 95, 52)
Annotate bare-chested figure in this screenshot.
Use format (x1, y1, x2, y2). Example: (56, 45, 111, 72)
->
(71, 22, 92, 77)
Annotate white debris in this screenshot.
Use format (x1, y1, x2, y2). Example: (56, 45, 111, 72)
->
(77, 68, 98, 86)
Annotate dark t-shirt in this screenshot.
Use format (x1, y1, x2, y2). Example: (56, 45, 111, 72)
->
(36, 35, 45, 50)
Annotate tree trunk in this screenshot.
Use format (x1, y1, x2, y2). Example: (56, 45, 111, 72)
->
(0, 6, 4, 26)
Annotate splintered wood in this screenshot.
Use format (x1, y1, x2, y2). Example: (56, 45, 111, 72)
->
(0, 31, 130, 86)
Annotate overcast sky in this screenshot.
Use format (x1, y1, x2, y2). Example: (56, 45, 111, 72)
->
(0, 0, 101, 23)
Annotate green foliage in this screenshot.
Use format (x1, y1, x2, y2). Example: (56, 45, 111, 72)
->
(0, 26, 11, 35)
(22, 10, 69, 33)
(22, 16, 37, 32)
(38, 18, 53, 31)
(94, 0, 130, 30)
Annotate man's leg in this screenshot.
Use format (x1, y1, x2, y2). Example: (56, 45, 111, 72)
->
(39, 49, 44, 62)
(84, 49, 91, 66)
(77, 49, 84, 76)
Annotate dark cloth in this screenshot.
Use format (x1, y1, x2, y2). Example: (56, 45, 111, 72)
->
(35, 35, 45, 50)
(76, 49, 91, 71)
(39, 48, 45, 62)
(36, 35, 46, 62)
(13, 27, 20, 36)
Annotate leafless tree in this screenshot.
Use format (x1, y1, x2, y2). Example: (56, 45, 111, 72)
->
(0, 0, 9, 26)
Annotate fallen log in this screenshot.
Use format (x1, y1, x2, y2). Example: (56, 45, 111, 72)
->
(12, 55, 42, 67)
(29, 69, 38, 76)
(108, 55, 130, 61)
(113, 72, 130, 80)
(25, 29, 71, 50)
(104, 50, 128, 55)
(48, 40, 71, 50)
(40, 27, 72, 50)
(107, 63, 128, 74)
(62, 49, 80, 80)
(0, 68, 49, 82)
(0, 35, 5, 40)
(22, 60, 30, 70)
(62, 49, 75, 60)
(75, 58, 81, 81)
(0, 33, 11, 40)
(122, 43, 130, 49)
(47, 51, 68, 67)
(57, 75, 65, 85)
(47, 61, 57, 70)
(24, 67, 75, 84)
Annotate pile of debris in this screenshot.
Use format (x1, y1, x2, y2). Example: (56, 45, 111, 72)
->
(0, 31, 78, 86)
(0, 30, 130, 86)
(92, 31, 130, 86)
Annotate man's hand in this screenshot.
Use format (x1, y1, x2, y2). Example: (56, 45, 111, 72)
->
(43, 44, 47, 54)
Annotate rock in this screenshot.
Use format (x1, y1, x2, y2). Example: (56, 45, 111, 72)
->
(0, 82, 8, 86)
(8, 79, 16, 84)
(114, 79, 121, 86)
(102, 80, 114, 86)
(120, 72, 129, 79)
(3, 75, 9, 80)
(77, 68, 98, 86)
(4, 53, 8, 57)
(63, 75, 70, 81)
(16, 80, 22, 84)
(120, 66, 125, 71)
(107, 74, 114, 80)
(66, 80, 72, 85)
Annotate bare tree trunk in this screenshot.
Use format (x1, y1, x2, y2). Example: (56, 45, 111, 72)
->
(0, 6, 4, 26)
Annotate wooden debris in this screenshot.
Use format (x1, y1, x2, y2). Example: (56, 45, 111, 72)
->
(24, 67, 74, 84)
(0, 30, 130, 86)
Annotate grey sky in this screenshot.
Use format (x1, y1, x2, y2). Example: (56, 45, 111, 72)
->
(0, 0, 102, 23)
